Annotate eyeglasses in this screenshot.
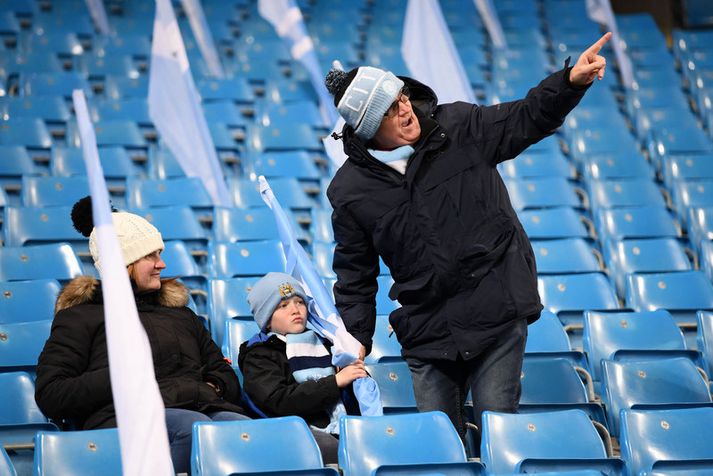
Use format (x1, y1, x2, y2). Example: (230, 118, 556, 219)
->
(384, 86, 410, 117)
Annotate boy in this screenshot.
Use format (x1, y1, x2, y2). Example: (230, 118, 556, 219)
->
(238, 272, 367, 464)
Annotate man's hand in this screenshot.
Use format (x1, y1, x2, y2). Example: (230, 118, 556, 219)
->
(358, 345, 366, 362)
(569, 32, 612, 87)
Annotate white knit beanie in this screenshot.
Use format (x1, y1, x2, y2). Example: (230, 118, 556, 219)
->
(87, 212, 164, 273)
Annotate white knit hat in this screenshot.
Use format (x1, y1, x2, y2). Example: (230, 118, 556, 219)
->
(88, 212, 164, 273)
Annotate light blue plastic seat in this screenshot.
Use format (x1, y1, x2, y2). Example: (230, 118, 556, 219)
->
(0, 371, 58, 451)
(126, 178, 213, 209)
(0, 320, 51, 372)
(518, 208, 592, 240)
(589, 179, 666, 210)
(601, 357, 712, 437)
(364, 361, 416, 413)
(0, 279, 60, 324)
(21, 176, 90, 207)
(339, 412, 483, 476)
(212, 207, 279, 242)
(0, 96, 70, 122)
(247, 151, 324, 180)
(480, 409, 623, 475)
(0, 118, 52, 148)
(530, 238, 601, 274)
(208, 241, 286, 279)
(596, 206, 680, 240)
(620, 407, 713, 476)
(366, 318, 403, 364)
(696, 311, 713, 377)
(498, 152, 576, 179)
(208, 277, 260, 345)
(0, 243, 82, 281)
(247, 123, 323, 152)
(191, 417, 337, 476)
(34, 428, 122, 476)
(504, 177, 584, 210)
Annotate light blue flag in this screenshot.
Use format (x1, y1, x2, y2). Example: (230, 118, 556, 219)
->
(73, 90, 174, 476)
(402, 0, 475, 104)
(474, 0, 507, 49)
(258, 176, 383, 416)
(180, 0, 225, 78)
(258, 0, 338, 125)
(148, 0, 232, 206)
(586, 0, 635, 89)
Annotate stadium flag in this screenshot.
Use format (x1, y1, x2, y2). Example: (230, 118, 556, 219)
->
(474, 0, 507, 49)
(148, 0, 232, 206)
(85, 0, 110, 35)
(586, 0, 635, 89)
(258, 176, 383, 416)
(73, 90, 174, 476)
(257, 0, 338, 125)
(402, 0, 475, 104)
(180, 0, 225, 78)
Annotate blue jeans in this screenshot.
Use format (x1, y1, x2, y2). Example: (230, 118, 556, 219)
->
(404, 319, 527, 446)
(165, 408, 249, 474)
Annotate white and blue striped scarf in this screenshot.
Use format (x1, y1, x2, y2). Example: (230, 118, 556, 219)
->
(285, 330, 347, 434)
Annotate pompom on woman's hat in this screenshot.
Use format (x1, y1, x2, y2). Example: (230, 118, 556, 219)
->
(71, 196, 164, 272)
(325, 65, 404, 140)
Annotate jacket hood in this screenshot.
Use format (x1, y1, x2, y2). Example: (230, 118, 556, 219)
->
(341, 75, 438, 161)
(55, 276, 189, 314)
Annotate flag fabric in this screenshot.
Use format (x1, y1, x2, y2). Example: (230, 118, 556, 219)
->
(402, 0, 475, 104)
(85, 0, 110, 35)
(257, 0, 338, 125)
(586, 0, 635, 89)
(73, 90, 174, 476)
(474, 0, 507, 49)
(180, 0, 225, 78)
(148, 0, 232, 206)
(258, 176, 383, 416)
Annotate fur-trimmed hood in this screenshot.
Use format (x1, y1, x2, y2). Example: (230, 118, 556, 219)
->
(55, 276, 189, 315)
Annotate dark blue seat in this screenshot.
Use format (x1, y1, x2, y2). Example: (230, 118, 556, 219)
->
(34, 428, 122, 476)
(0, 279, 60, 324)
(0, 145, 39, 188)
(197, 77, 255, 103)
(221, 318, 259, 369)
(673, 180, 713, 223)
(480, 409, 623, 475)
(339, 412, 483, 476)
(23, 72, 91, 99)
(191, 417, 337, 476)
(601, 357, 712, 437)
(620, 407, 713, 476)
(230, 177, 318, 210)
(128, 207, 208, 252)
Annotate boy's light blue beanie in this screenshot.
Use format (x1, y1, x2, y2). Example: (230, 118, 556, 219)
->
(248, 272, 310, 331)
(325, 66, 404, 140)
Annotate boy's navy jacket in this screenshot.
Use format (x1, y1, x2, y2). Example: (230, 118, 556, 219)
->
(238, 332, 359, 428)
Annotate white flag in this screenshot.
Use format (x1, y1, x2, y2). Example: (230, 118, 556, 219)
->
(148, 0, 232, 206)
(474, 0, 507, 49)
(85, 0, 110, 35)
(73, 90, 174, 476)
(258, 0, 338, 125)
(180, 0, 225, 78)
(402, 0, 475, 104)
(586, 0, 635, 89)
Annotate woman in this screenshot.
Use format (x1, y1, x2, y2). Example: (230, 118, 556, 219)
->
(35, 196, 247, 473)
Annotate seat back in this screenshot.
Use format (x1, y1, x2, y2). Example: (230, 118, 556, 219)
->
(0, 446, 15, 476)
(589, 179, 666, 209)
(526, 310, 572, 353)
(0, 371, 49, 425)
(0, 279, 61, 323)
(538, 273, 619, 314)
(626, 271, 713, 315)
(0, 243, 83, 281)
(191, 417, 324, 475)
(0, 320, 52, 371)
(208, 277, 260, 344)
(221, 318, 260, 363)
(21, 177, 90, 208)
(583, 310, 688, 381)
(480, 409, 607, 475)
(126, 178, 212, 209)
(208, 241, 286, 279)
(601, 357, 712, 436)
(365, 361, 416, 412)
(520, 358, 589, 404)
(3, 206, 84, 248)
(596, 206, 679, 240)
(366, 317, 402, 363)
(530, 238, 600, 274)
(518, 208, 590, 240)
(212, 207, 279, 242)
(338, 412, 467, 476)
(698, 311, 713, 376)
(620, 407, 713, 476)
(34, 428, 122, 476)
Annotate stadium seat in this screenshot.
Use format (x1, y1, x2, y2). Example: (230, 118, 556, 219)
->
(247, 151, 324, 180)
(601, 357, 712, 437)
(0, 371, 58, 450)
(625, 271, 713, 326)
(21, 176, 90, 208)
(0, 447, 15, 476)
(221, 318, 259, 366)
(202, 101, 250, 129)
(3, 206, 88, 252)
(588, 179, 667, 210)
(595, 206, 680, 240)
(160, 239, 207, 301)
(247, 123, 323, 152)
(197, 77, 255, 103)
(208, 277, 260, 345)
(480, 409, 623, 475)
(126, 178, 213, 209)
(191, 417, 337, 476)
(673, 180, 713, 223)
(504, 177, 585, 210)
(620, 407, 713, 476)
(0, 118, 52, 148)
(311, 209, 334, 243)
(68, 120, 147, 148)
(365, 361, 416, 413)
(255, 101, 327, 130)
(325, 276, 399, 315)
(0, 279, 61, 323)
(0, 320, 51, 372)
(530, 238, 602, 274)
(697, 311, 713, 377)
(212, 207, 280, 242)
(23, 72, 91, 99)
(366, 317, 402, 363)
(34, 428, 122, 476)
(339, 412, 483, 476)
(583, 310, 697, 383)
(147, 147, 185, 179)
(603, 238, 693, 297)
(517, 208, 592, 240)
(129, 206, 208, 251)
(50, 146, 139, 180)
(663, 153, 713, 187)
(581, 152, 654, 181)
(0, 243, 82, 281)
(498, 152, 576, 179)
(230, 177, 318, 210)
(92, 98, 151, 125)
(0, 95, 71, 123)
(104, 76, 148, 100)
(526, 310, 576, 354)
(209, 240, 286, 279)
